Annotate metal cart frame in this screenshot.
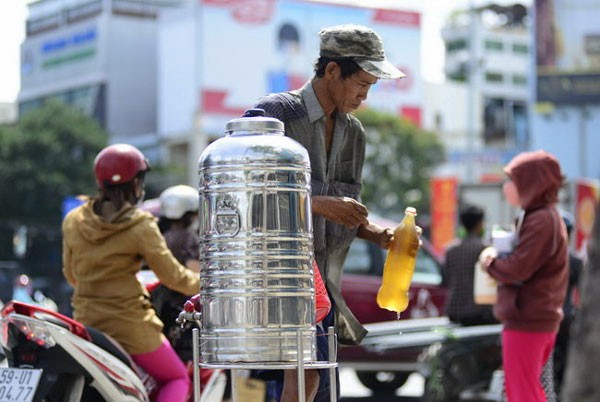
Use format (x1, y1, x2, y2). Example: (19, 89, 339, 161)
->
(192, 326, 338, 402)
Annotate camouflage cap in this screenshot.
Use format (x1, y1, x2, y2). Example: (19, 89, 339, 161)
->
(319, 24, 405, 79)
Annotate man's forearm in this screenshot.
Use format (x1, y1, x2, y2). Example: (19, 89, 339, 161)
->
(357, 223, 381, 243)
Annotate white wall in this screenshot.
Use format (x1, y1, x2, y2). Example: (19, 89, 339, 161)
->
(157, 2, 196, 138)
(423, 80, 476, 150)
(106, 16, 157, 137)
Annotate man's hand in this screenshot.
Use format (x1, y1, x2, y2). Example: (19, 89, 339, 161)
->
(312, 196, 369, 228)
(357, 223, 392, 248)
(358, 223, 423, 250)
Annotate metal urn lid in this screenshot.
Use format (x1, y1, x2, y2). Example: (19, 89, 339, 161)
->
(199, 108, 309, 170)
(225, 108, 284, 135)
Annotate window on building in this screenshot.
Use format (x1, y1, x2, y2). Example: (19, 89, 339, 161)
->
(19, 84, 106, 128)
(449, 71, 467, 82)
(434, 112, 443, 131)
(483, 98, 528, 147)
(66, 0, 103, 23)
(513, 103, 528, 148)
(484, 40, 504, 51)
(485, 72, 504, 83)
(512, 74, 527, 86)
(19, 99, 43, 116)
(512, 43, 528, 54)
(447, 39, 468, 52)
(27, 13, 61, 36)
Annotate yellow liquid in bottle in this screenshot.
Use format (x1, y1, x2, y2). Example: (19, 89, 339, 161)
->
(376, 207, 419, 314)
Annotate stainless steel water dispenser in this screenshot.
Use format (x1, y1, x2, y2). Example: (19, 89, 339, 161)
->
(197, 109, 316, 363)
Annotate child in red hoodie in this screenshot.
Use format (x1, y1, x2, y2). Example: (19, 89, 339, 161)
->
(483, 150, 568, 402)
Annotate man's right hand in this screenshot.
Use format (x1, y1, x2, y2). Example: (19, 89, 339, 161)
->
(312, 196, 369, 229)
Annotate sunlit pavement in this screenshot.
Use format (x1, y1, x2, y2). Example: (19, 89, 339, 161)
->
(340, 368, 423, 401)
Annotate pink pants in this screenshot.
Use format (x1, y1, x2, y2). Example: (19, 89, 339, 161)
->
(502, 329, 556, 402)
(131, 339, 190, 402)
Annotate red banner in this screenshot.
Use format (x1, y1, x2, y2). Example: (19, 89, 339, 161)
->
(430, 177, 458, 254)
(575, 180, 599, 254)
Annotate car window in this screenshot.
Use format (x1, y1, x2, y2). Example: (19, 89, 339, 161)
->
(413, 251, 443, 285)
(344, 239, 371, 274)
(343, 239, 443, 286)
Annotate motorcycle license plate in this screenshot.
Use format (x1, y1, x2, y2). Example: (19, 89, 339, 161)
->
(0, 368, 42, 402)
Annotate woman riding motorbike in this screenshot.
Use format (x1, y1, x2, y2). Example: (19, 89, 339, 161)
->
(62, 144, 200, 402)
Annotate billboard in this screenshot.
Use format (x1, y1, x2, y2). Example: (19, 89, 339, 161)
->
(20, 22, 103, 90)
(535, 0, 600, 104)
(197, 0, 422, 134)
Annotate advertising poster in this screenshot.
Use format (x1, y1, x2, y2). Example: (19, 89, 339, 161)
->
(198, 0, 422, 134)
(535, 0, 600, 104)
(21, 22, 102, 89)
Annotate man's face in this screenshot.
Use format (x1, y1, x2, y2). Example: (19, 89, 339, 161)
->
(330, 67, 378, 114)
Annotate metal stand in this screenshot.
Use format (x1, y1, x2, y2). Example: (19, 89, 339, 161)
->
(192, 327, 201, 401)
(192, 327, 338, 402)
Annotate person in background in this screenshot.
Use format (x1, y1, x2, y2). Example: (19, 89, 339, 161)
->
(253, 24, 405, 402)
(62, 144, 200, 402)
(141, 184, 228, 400)
(153, 184, 201, 362)
(443, 205, 496, 326)
(553, 210, 584, 398)
(158, 185, 201, 273)
(482, 150, 568, 402)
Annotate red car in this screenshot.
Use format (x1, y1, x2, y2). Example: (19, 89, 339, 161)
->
(338, 215, 448, 393)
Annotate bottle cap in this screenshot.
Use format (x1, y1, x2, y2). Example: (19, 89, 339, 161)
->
(405, 207, 417, 215)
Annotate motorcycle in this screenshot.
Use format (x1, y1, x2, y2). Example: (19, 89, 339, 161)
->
(418, 323, 558, 402)
(418, 323, 503, 402)
(0, 298, 225, 402)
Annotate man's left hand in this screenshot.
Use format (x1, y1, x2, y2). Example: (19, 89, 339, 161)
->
(359, 224, 423, 250)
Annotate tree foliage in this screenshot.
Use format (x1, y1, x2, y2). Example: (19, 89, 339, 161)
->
(0, 100, 107, 225)
(355, 108, 445, 219)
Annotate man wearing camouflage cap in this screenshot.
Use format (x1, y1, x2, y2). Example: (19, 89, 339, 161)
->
(253, 24, 406, 401)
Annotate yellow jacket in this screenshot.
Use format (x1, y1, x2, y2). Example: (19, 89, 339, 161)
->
(62, 200, 199, 354)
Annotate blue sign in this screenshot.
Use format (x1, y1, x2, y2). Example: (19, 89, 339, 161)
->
(61, 195, 88, 220)
(42, 27, 96, 54)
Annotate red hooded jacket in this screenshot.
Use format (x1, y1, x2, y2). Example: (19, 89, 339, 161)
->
(488, 150, 568, 332)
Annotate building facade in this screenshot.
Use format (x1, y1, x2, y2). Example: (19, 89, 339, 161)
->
(19, 0, 176, 161)
(157, 0, 424, 184)
(20, 0, 426, 186)
(532, 0, 600, 180)
(425, 3, 530, 183)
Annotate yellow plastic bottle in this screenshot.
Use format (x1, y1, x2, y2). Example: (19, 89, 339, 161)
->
(376, 207, 419, 314)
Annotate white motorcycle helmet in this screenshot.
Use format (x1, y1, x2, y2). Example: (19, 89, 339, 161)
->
(159, 185, 199, 220)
